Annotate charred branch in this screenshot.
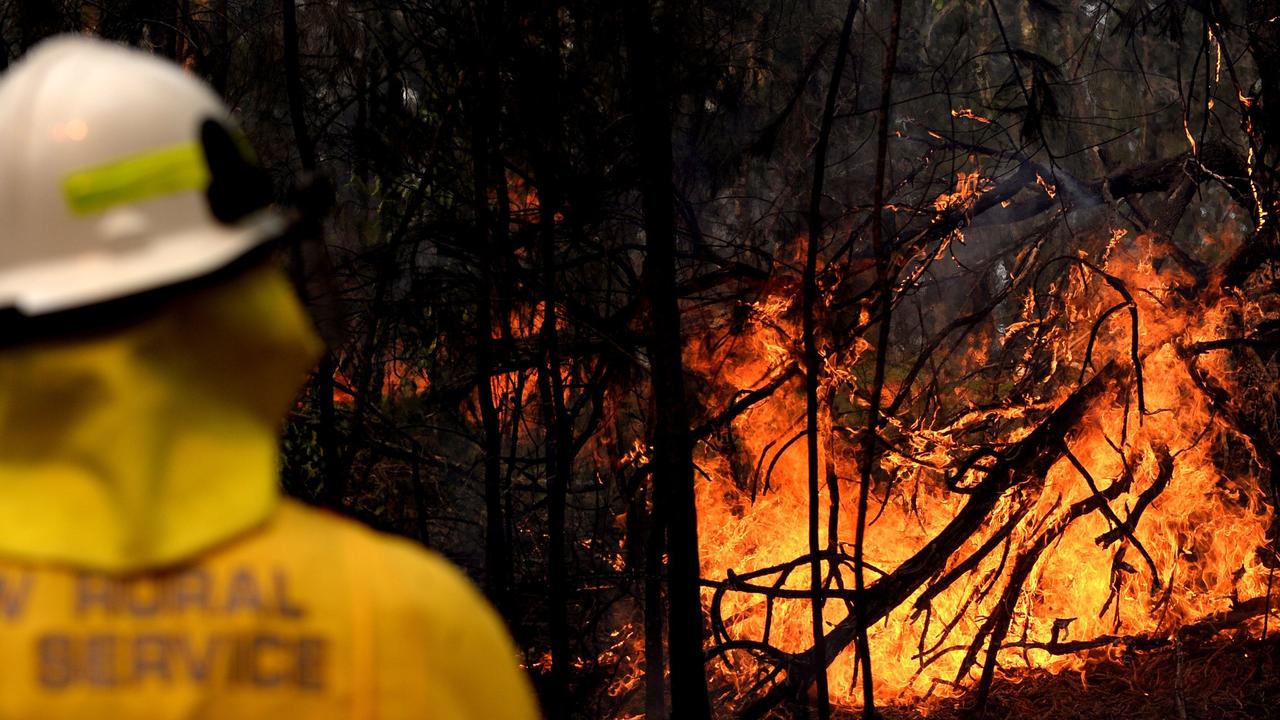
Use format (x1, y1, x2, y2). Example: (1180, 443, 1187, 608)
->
(738, 363, 1125, 719)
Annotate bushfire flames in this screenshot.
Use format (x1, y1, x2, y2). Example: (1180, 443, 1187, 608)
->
(670, 222, 1280, 707)
(607, 208, 1277, 711)
(353, 158, 1279, 714)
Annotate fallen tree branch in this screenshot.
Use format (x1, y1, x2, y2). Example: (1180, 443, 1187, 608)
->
(738, 362, 1124, 719)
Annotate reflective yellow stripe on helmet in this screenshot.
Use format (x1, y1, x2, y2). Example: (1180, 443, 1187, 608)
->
(62, 142, 210, 216)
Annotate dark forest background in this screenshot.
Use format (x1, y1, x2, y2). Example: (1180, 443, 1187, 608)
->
(5, 1, 1280, 719)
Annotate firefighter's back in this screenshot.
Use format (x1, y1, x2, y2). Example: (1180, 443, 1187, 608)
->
(0, 34, 538, 720)
(0, 500, 537, 720)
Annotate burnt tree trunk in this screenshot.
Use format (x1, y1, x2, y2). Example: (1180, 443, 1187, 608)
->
(281, 0, 315, 171)
(281, 0, 343, 511)
(534, 199, 572, 719)
(643, 493, 668, 719)
(468, 0, 512, 617)
(802, 2, 860, 716)
(284, 0, 353, 515)
(208, 0, 231, 95)
(520, 8, 573, 715)
(851, 1, 902, 717)
(623, 2, 713, 718)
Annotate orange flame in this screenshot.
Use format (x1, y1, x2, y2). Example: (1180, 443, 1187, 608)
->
(606, 217, 1274, 712)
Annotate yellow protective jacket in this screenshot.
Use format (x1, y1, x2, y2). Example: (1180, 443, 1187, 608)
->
(0, 265, 539, 720)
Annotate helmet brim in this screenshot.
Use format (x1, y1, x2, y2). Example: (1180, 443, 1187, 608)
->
(0, 209, 286, 317)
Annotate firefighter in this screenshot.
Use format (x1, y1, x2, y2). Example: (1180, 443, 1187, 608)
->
(0, 35, 539, 720)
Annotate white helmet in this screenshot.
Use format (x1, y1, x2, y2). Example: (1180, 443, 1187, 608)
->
(0, 35, 286, 316)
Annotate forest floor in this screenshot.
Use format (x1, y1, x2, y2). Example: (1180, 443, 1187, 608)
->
(819, 632, 1280, 720)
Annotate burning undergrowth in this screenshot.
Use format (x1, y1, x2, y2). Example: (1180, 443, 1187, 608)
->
(604, 196, 1280, 715)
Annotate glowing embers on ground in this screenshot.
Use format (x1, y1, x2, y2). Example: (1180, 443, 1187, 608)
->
(666, 227, 1275, 711)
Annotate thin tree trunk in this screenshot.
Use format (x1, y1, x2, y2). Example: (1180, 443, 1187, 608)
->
(281, 0, 343, 510)
(852, 1, 902, 716)
(162, 0, 179, 59)
(623, 2, 712, 718)
(210, 0, 230, 94)
(535, 252, 572, 718)
(469, 0, 511, 615)
(644, 494, 668, 719)
(803, 2, 859, 716)
(175, 0, 191, 65)
(281, 0, 315, 171)
(476, 284, 509, 615)
(521, 7, 573, 713)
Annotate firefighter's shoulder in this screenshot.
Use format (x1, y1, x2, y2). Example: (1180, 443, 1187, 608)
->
(268, 499, 541, 720)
